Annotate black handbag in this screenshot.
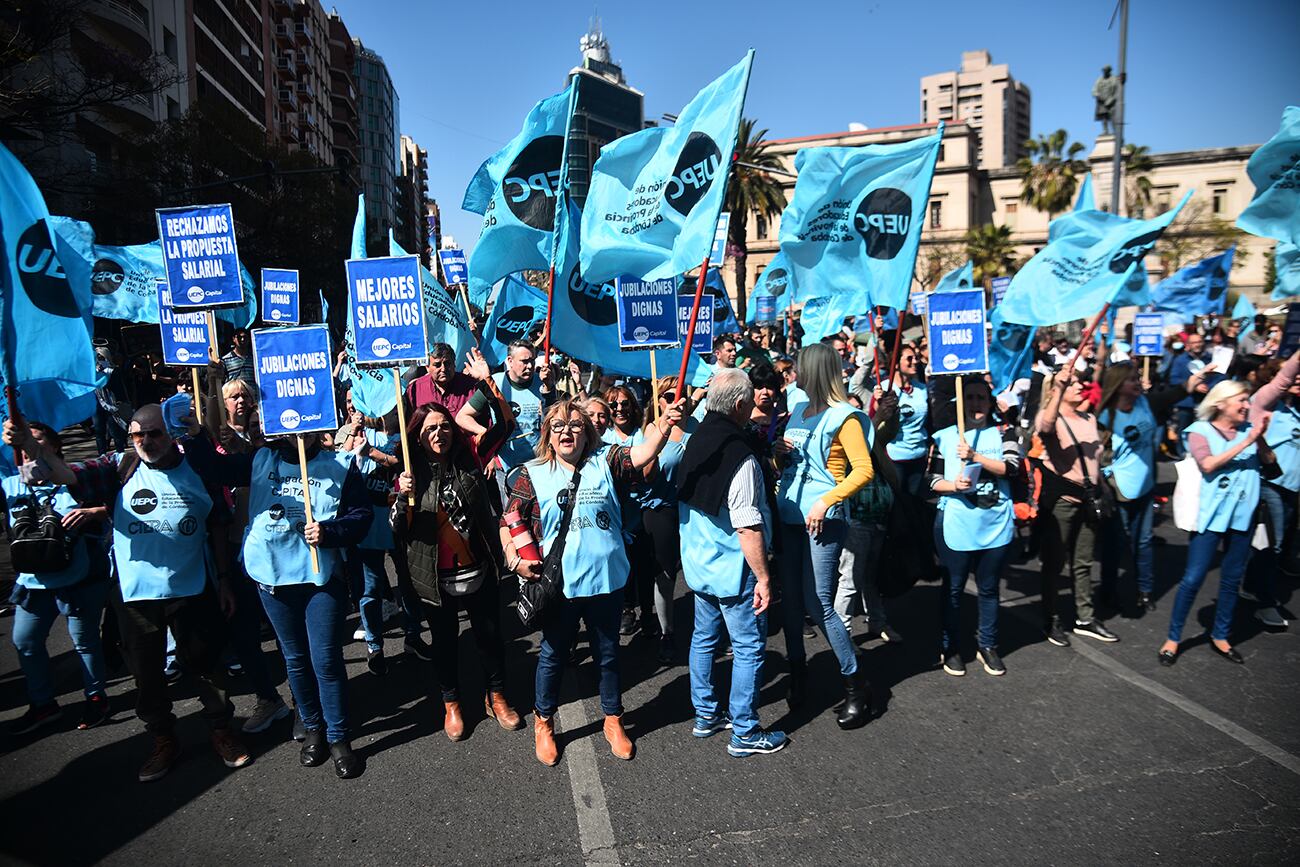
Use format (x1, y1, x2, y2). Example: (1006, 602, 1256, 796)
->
(516, 466, 582, 630)
(1059, 417, 1115, 523)
(8, 486, 74, 575)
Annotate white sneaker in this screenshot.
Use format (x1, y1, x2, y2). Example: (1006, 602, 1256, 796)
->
(352, 627, 366, 641)
(1256, 607, 1289, 629)
(242, 697, 291, 734)
(1238, 588, 1260, 602)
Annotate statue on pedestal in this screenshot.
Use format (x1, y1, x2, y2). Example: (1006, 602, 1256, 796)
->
(1093, 65, 1119, 135)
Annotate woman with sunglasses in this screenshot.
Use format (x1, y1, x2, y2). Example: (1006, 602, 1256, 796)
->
(502, 397, 684, 766)
(394, 403, 523, 741)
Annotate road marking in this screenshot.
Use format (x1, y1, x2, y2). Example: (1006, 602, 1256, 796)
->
(557, 692, 619, 866)
(1070, 638, 1300, 777)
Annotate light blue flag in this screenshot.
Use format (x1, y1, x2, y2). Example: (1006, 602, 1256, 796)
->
(553, 199, 709, 386)
(746, 252, 795, 324)
(1075, 174, 1095, 212)
(579, 52, 753, 284)
(467, 274, 496, 312)
(779, 126, 944, 309)
(799, 291, 870, 344)
(1150, 247, 1236, 318)
(388, 233, 475, 365)
(934, 261, 974, 293)
(1272, 242, 1300, 301)
(988, 306, 1034, 392)
(482, 275, 547, 367)
(998, 191, 1192, 326)
(464, 84, 575, 288)
(0, 143, 101, 433)
(342, 196, 399, 418)
(1237, 106, 1300, 245)
(1231, 292, 1256, 323)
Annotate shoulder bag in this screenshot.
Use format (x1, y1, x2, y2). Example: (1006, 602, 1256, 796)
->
(516, 465, 582, 630)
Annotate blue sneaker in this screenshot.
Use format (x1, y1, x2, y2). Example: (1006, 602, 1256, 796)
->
(727, 729, 789, 758)
(691, 714, 732, 738)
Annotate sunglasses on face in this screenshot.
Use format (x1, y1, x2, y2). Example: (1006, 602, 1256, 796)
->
(610, 399, 633, 408)
(130, 428, 165, 441)
(549, 421, 585, 434)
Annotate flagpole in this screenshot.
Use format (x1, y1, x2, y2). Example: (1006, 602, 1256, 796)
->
(191, 369, 203, 424)
(1064, 303, 1112, 377)
(6, 388, 23, 465)
(650, 349, 659, 421)
(206, 311, 226, 426)
(1110, 0, 1129, 215)
(459, 284, 476, 331)
(393, 372, 415, 516)
(542, 265, 556, 365)
(676, 258, 712, 401)
(955, 374, 966, 446)
(867, 307, 883, 385)
(296, 434, 320, 574)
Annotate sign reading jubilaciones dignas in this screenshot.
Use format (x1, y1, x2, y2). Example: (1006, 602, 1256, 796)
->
(253, 325, 338, 437)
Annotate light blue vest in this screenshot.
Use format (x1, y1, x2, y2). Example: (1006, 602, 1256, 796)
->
(679, 459, 771, 598)
(776, 402, 863, 524)
(1263, 403, 1300, 493)
(494, 372, 545, 468)
(113, 456, 213, 603)
(242, 447, 351, 587)
(785, 384, 808, 415)
(353, 428, 400, 550)
(2, 477, 91, 591)
(1186, 420, 1261, 534)
(1101, 397, 1158, 500)
(932, 425, 1014, 551)
(642, 435, 688, 510)
(528, 446, 630, 598)
(885, 383, 929, 462)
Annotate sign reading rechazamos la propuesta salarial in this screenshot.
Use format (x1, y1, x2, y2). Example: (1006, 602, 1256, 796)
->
(158, 280, 212, 366)
(345, 256, 426, 365)
(926, 288, 988, 375)
(252, 325, 338, 437)
(156, 203, 243, 308)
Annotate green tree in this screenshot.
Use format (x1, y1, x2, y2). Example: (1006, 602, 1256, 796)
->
(1155, 200, 1251, 273)
(965, 223, 1017, 284)
(914, 241, 966, 291)
(1017, 129, 1087, 218)
(1122, 144, 1155, 217)
(724, 118, 787, 322)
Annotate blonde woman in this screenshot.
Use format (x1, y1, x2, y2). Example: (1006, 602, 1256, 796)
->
(1160, 381, 1278, 666)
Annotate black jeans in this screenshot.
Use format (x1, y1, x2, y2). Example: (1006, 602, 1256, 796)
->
(1039, 498, 1098, 625)
(114, 583, 235, 735)
(426, 577, 506, 701)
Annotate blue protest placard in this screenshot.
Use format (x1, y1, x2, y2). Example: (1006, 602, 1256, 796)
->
(990, 276, 1012, 309)
(1132, 312, 1165, 357)
(345, 255, 426, 365)
(926, 288, 988, 375)
(252, 325, 338, 437)
(616, 276, 679, 349)
(711, 213, 731, 262)
(438, 249, 468, 287)
(157, 279, 212, 366)
(261, 268, 300, 325)
(910, 291, 928, 318)
(155, 203, 243, 307)
(678, 293, 714, 354)
(755, 293, 777, 324)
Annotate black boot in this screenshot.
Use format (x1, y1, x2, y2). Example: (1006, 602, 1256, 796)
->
(787, 660, 807, 709)
(836, 671, 871, 730)
(299, 729, 328, 767)
(329, 740, 364, 779)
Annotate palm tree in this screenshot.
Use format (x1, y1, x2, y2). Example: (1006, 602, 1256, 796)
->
(1017, 129, 1088, 218)
(965, 223, 1017, 284)
(1122, 143, 1154, 217)
(724, 118, 787, 322)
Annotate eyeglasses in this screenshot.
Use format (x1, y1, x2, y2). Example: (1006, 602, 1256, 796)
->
(660, 392, 676, 402)
(130, 428, 165, 441)
(549, 421, 586, 434)
(610, 399, 633, 408)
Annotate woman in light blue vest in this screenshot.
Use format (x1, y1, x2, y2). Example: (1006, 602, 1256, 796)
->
(775, 343, 874, 729)
(2, 422, 112, 735)
(877, 343, 929, 497)
(222, 434, 373, 776)
(502, 397, 684, 766)
(929, 378, 1019, 677)
(1160, 381, 1278, 666)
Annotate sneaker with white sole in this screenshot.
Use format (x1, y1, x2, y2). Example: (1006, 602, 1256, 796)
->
(242, 697, 291, 734)
(1073, 620, 1120, 643)
(977, 646, 1007, 676)
(691, 714, 732, 738)
(727, 729, 789, 758)
(941, 647, 966, 677)
(1256, 607, 1289, 629)
(352, 627, 367, 642)
(1045, 623, 1071, 647)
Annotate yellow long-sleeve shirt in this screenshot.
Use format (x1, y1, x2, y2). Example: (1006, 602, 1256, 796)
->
(820, 414, 874, 508)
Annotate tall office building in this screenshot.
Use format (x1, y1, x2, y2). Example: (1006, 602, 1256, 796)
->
(396, 134, 431, 265)
(189, 0, 272, 129)
(919, 50, 1031, 169)
(353, 38, 399, 238)
(327, 11, 360, 187)
(266, 0, 335, 162)
(565, 19, 644, 205)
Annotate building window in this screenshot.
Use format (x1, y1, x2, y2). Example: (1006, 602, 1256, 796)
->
(1156, 189, 1172, 211)
(756, 214, 768, 240)
(1003, 200, 1018, 228)
(1212, 187, 1228, 216)
(166, 96, 180, 120)
(163, 26, 178, 63)
(929, 200, 942, 229)
(938, 144, 945, 162)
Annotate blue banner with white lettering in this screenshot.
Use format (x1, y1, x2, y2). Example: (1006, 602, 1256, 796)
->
(616, 276, 678, 349)
(910, 291, 927, 317)
(989, 275, 1011, 307)
(1132, 312, 1165, 357)
(156, 203, 242, 307)
(252, 325, 337, 437)
(1237, 105, 1300, 246)
(483, 275, 547, 367)
(438, 248, 468, 287)
(464, 84, 574, 288)
(711, 213, 731, 262)
(998, 192, 1191, 326)
(926, 289, 988, 375)
(158, 280, 212, 366)
(389, 234, 475, 364)
(679, 268, 739, 335)
(779, 126, 943, 309)
(1150, 247, 1235, 317)
(754, 293, 777, 325)
(342, 196, 398, 418)
(677, 293, 714, 354)
(261, 268, 299, 325)
(345, 255, 426, 365)
(1272, 241, 1300, 301)
(580, 52, 753, 284)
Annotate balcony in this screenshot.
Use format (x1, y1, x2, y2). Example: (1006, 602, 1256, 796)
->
(295, 80, 314, 99)
(295, 50, 310, 70)
(277, 88, 298, 111)
(294, 22, 314, 44)
(279, 122, 299, 143)
(85, 0, 151, 54)
(274, 23, 292, 47)
(275, 54, 296, 78)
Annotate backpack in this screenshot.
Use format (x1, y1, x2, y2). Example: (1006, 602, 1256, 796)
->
(8, 486, 74, 575)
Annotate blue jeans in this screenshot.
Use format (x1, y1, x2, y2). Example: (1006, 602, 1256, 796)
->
(689, 570, 766, 737)
(259, 576, 350, 742)
(11, 580, 109, 706)
(779, 520, 858, 676)
(1245, 483, 1295, 607)
(534, 589, 624, 719)
(351, 547, 423, 652)
(934, 513, 1009, 649)
(1100, 491, 1156, 595)
(1167, 529, 1253, 643)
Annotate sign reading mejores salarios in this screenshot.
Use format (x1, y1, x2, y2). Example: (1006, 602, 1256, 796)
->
(345, 255, 427, 366)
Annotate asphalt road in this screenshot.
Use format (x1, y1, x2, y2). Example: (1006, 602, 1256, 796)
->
(0, 442, 1296, 866)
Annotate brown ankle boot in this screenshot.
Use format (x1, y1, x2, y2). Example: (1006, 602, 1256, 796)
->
(443, 700, 465, 742)
(534, 713, 559, 766)
(485, 691, 524, 731)
(603, 713, 634, 760)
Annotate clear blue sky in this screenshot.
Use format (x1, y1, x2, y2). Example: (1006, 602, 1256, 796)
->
(330, 0, 1299, 252)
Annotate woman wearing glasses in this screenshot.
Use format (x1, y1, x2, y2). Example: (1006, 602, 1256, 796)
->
(502, 397, 684, 766)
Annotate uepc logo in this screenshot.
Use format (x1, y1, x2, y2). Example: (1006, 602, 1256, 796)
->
(765, 267, 789, 297)
(502, 135, 565, 229)
(853, 188, 914, 260)
(130, 489, 159, 515)
(666, 133, 722, 216)
(16, 221, 79, 318)
(567, 267, 618, 327)
(1109, 230, 1161, 273)
(186, 286, 205, 303)
(495, 306, 540, 346)
(91, 257, 126, 296)
(175, 348, 193, 363)
(370, 337, 391, 358)
(279, 409, 301, 430)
